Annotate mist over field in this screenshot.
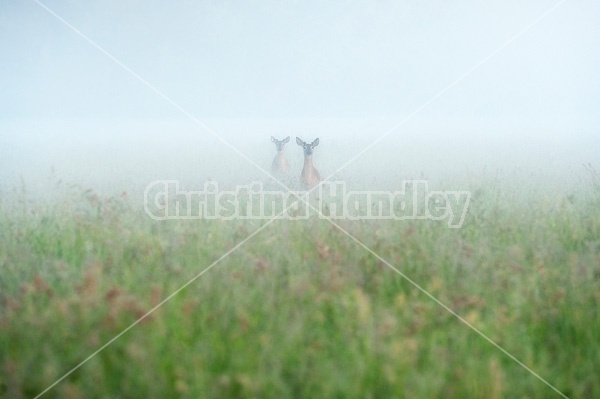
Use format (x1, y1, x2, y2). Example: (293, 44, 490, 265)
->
(1, 117, 599, 199)
(1, 0, 599, 197)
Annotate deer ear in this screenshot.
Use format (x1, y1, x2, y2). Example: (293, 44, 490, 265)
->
(313, 138, 320, 147)
(296, 137, 303, 146)
(271, 136, 276, 142)
(283, 136, 290, 143)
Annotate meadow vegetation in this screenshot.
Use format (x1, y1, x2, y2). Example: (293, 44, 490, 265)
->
(1, 172, 599, 398)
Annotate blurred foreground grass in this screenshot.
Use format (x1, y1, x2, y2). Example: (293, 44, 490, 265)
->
(1, 177, 599, 399)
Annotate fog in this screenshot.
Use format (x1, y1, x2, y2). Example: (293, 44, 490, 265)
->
(1, 1, 599, 198)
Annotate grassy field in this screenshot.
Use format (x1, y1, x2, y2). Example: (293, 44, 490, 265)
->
(1, 174, 599, 399)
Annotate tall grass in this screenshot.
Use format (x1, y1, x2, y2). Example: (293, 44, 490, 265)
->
(1, 176, 599, 398)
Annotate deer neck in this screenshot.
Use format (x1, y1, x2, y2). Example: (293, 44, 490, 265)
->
(275, 149, 287, 162)
(303, 155, 314, 168)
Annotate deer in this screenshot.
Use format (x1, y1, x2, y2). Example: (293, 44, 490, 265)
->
(271, 136, 290, 178)
(296, 137, 321, 190)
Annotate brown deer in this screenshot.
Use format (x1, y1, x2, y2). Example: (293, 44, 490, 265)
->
(296, 137, 321, 189)
(271, 136, 290, 177)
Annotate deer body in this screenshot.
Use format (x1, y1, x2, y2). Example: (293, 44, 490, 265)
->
(271, 136, 290, 177)
(296, 137, 321, 189)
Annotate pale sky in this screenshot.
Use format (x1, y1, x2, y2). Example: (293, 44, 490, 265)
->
(1, 0, 599, 194)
